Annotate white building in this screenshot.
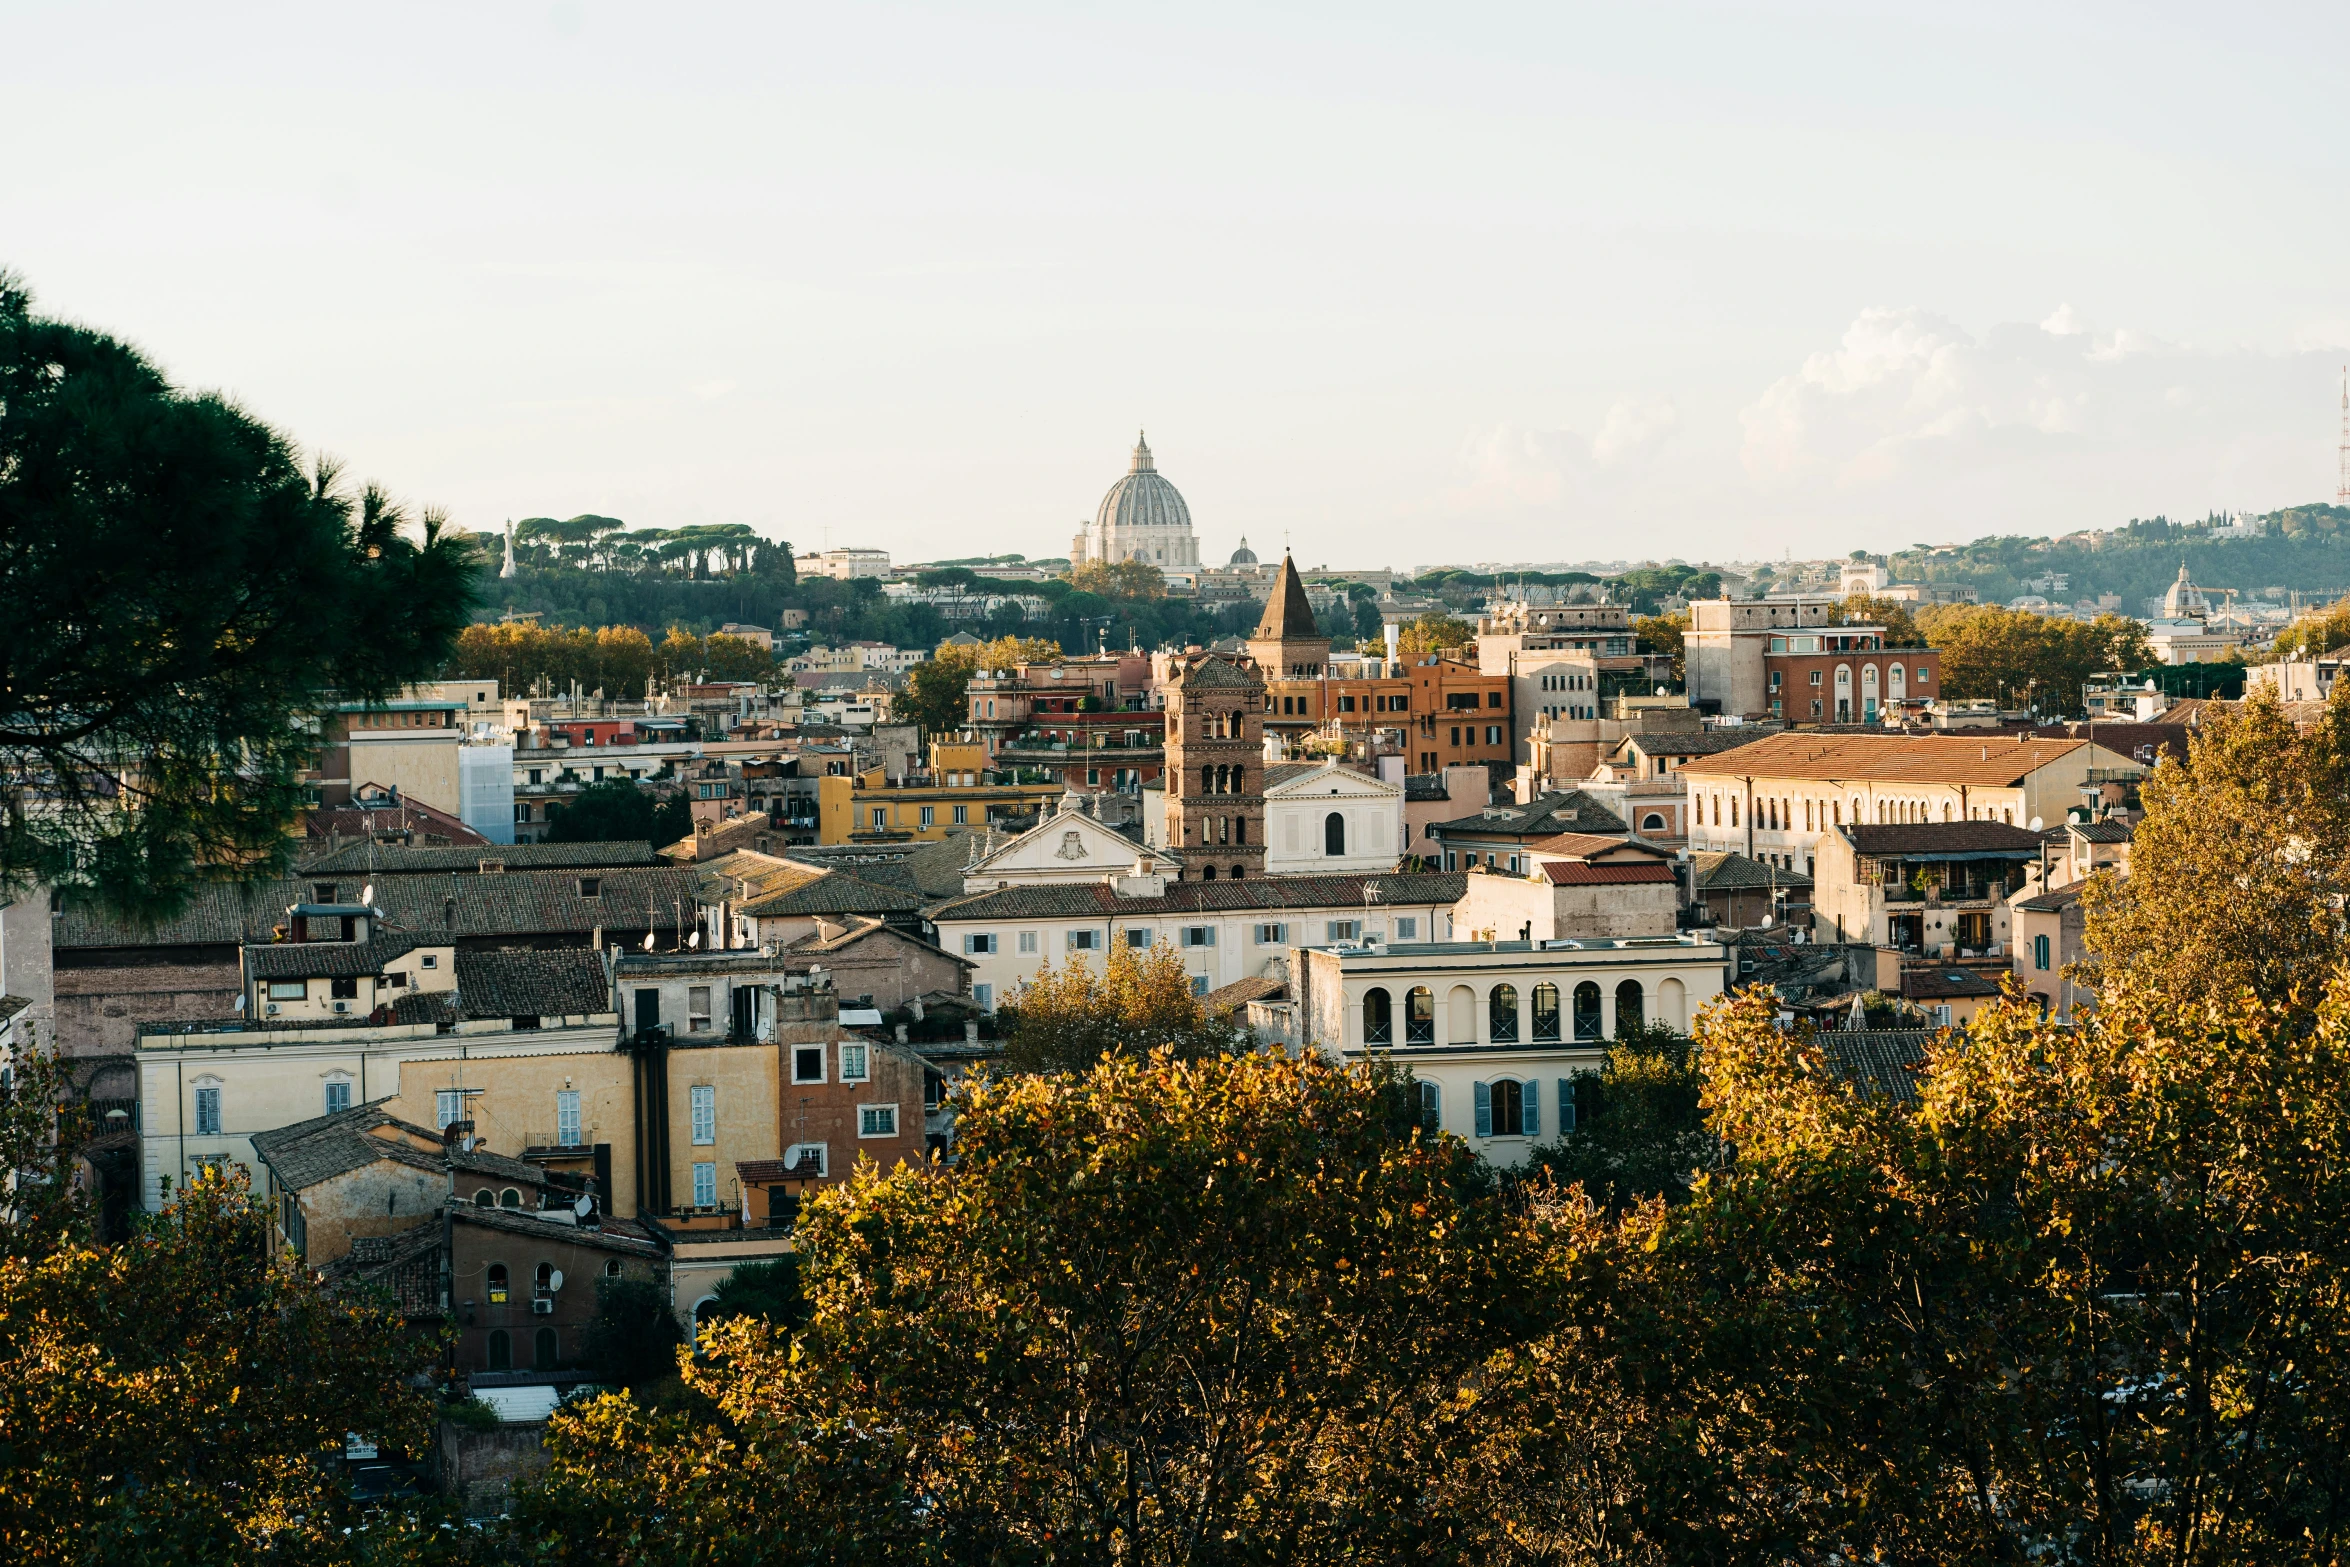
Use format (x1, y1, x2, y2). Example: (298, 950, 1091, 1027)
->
(1261, 759, 1404, 875)
(1680, 732, 2132, 875)
(1068, 434, 1201, 571)
(930, 871, 1466, 1013)
(1284, 933, 1725, 1168)
(797, 548, 892, 580)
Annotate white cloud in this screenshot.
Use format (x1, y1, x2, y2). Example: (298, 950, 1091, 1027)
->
(1458, 398, 1680, 510)
(2040, 303, 2085, 336)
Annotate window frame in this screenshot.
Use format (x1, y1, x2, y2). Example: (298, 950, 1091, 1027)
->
(858, 1103, 900, 1138)
(689, 1084, 716, 1146)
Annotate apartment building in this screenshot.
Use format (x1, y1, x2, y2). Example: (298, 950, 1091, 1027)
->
(1680, 732, 2133, 875)
(1682, 597, 1940, 721)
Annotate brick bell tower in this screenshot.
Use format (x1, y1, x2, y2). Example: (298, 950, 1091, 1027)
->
(1160, 651, 1267, 880)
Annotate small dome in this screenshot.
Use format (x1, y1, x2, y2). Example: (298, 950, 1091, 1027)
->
(2163, 561, 2208, 619)
(1094, 432, 1191, 533)
(1229, 535, 1258, 566)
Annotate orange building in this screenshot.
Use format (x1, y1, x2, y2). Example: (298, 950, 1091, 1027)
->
(1246, 561, 1511, 775)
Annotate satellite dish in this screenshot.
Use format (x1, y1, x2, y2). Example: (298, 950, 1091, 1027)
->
(233, 993, 246, 1012)
(640, 931, 655, 951)
(361, 883, 375, 906)
(687, 929, 702, 950)
(547, 1269, 565, 1293)
(573, 1196, 592, 1219)
(2028, 816, 2044, 831)
(1760, 914, 1775, 928)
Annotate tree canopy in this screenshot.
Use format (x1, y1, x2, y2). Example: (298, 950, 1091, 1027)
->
(543, 779, 692, 849)
(0, 274, 479, 917)
(999, 942, 1248, 1073)
(898, 635, 1061, 739)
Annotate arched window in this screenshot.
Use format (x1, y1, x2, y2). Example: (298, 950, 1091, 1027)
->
(603, 1259, 623, 1279)
(1573, 982, 1603, 1041)
(1362, 987, 1393, 1045)
(500, 1188, 522, 1209)
(1201, 766, 1214, 795)
(486, 1330, 512, 1372)
(1230, 865, 1244, 878)
(1615, 980, 1644, 1035)
(1405, 986, 1435, 1045)
(1489, 984, 1520, 1043)
(535, 1262, 555, 1296)
(1730, 796, 1740, 827)
(474, 1188, 495, 1207)
(1418, 1081, 1441, 1133)
(486, 1263, 509, 1305)
(534, 1327, 560, 1370)
(1324, 812, 1346, 856)
(1531, 982, 1560, 1042)
(1641, 812, 1666, 833)
(1203, 866, 1217, 881)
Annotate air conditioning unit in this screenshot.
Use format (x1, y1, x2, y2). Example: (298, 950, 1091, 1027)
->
(265, 1003, 280, 1016)
(332, 1001, 350, 1014)
(531, 1298, 554, 1315)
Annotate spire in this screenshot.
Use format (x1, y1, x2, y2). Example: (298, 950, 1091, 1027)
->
(1252, 554, 1321, 642)
(1131, 432, 1154, 473)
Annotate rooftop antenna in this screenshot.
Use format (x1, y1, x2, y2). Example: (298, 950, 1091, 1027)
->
(2339, 367, 2350, 505)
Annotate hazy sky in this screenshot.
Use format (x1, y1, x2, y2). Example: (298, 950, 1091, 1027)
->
(9, 2, 2350, 570)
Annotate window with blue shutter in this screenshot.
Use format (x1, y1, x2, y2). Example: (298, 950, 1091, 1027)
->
(1522, 1081, 1539, 1138)
(1473, 1081, 1491, 1137)
(1559, 1077, 1577, 1133)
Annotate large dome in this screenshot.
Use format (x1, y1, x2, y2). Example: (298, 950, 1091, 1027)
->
(1095, 434, 1192, 533)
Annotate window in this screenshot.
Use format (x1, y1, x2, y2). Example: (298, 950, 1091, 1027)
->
(1450, 726, 1460, 746)
(1067, 929, 1100, 951)
(860, 1104, 899, 1137)
(1933, 1004, 1954, 1027)
(1478, 1079, 1530, 1138)
(1324, 812, 1346, 856)
(557, 1090, 581, 1146)
(1418, 1081, 1441, 1133)
(268, 980, 306, 1001)
(2034, 933, 2052, 970)
(963, 933, 998, 955)
(324, 1079, 351, 1115)
(1127, 928, 1153, 948)
(535, 1327, 560, 1371)
(690, 1085, 716, 1145)
(974, 982, 994, 1010)
(1486, 725, 1502, 746)
(1362, 987, 1392, 1044)
(1395, 917, 1418, 940)
(486, 1330, 512, 1372)
(1531, 983, 1561, 1043)
(686, 985, 713, 1033)
(840, 1044, 869, 1082)
(1615, 980, 1644, 1034)
(1179, 926, 1216, 948)
(1488, 984, 1520, 1042)
(785, 1142, 829, 1178)
(1325, 920, 1360, 943)
(1405, 986, 1435, 1045)
(500, 1188, 522, 1209)
(919, 805, 936, 827)
(1254, 922, 1289, 944)
(1573, 982, 1603, 1041)
(434, 1090, 462, 1129)
(693, 1162, 717, 1207)
(1017, 931, 1038, 954)
(487, 1263, 509, 1305)
(871, 807, 886, 829)
(474, 1188, 494, 1207)
(194, 1085, 221, 1136)
(793, 1047, 825, 1084)
(329, 976, 359, 1001)
(421, 953, 438, 969)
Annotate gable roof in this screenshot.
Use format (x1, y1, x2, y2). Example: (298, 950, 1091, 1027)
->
(786, 916, 975, 967)
(1164, 652, 1260, 690)
(1252, 556, 1321, 642)
(1525, 831, 1672, 861)
(2015, 884, 2086, 914)
(1684, 731, 2091, 787)
(246, 935, 424, 980)
(1617, 730, 1758, 759)
(1689, 851, 1814, 892)
(740, 869, 927, 920)
(1533, 861, 1676, 886)
(2069, 819, 2135, 845)
(1428, 790, 1626, 840)
(1901, 967, 2004, 1000)
(932, 871, 1468, 923)
(454, 948, 613, 1017)
(252, 1104, 554, 1193)
(1263, 760, 1398, 798)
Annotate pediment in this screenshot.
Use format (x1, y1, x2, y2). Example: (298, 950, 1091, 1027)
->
(1263, 763, 1402, 803)
(966, 809, 1174, 886)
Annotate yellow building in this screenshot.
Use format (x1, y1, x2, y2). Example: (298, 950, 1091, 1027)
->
(818, 741, 1062, 844)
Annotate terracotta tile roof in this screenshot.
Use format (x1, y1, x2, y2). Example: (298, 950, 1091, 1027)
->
(245, 935, 423, 980)
(2016, 885, 2085, 914)
(1689, 851, 1813, 892)
(1842, 823, 2044, 857)
(454, 948, 612, 1018)
(736, 1153, 826, 1184)
(1526, 831, 1671, 860)
(1533, 861, 1676, 886)
(324, 1220, 444, 1316)
(2070, 820, 2135, 844)
(1428, 791, 1626, 840)
(1164, 653, 1260, 690)
(933, 872, 1468, 923)
(1684, 732, 2092, 787)
(298, 841, 660, 875)
(740, 870, 927, 920)
(1204, 974, 1286, 1013)
(1816, 1028, 1935, 1105)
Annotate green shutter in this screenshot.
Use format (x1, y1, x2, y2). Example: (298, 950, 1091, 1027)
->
(1473, 1081, 1491, 1137)
(1559, 1077, 1576, 1132)
(1522, 1081, 1539, 1138)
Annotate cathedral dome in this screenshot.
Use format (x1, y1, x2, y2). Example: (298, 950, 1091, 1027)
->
(1094, 433, 1192, 534)
(1229, 535, 1258, 566)
(2163, 562, 2208, 619)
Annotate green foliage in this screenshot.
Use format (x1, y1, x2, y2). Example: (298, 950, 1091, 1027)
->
(898, 635, 1060, 739)
(999, 942, 1248, 1073)
(580, 1276, 686, 1391)
(542, 780, 692, 848)
(1525, 1022, 1711, 1210)
(439, 1395, 503, 1432)
(515, 1049, 1544, 1562)
(701, 1257, 809, 1334)
(1395, 610, 1477, 657)
(0, 272, 480, 918)
(1912, 601, 2152, 708)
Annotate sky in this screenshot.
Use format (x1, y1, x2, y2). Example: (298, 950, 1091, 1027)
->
(8, 2, 2350, 571)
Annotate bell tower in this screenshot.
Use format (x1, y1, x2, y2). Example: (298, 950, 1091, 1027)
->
(1160, 653, 1267, 881)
